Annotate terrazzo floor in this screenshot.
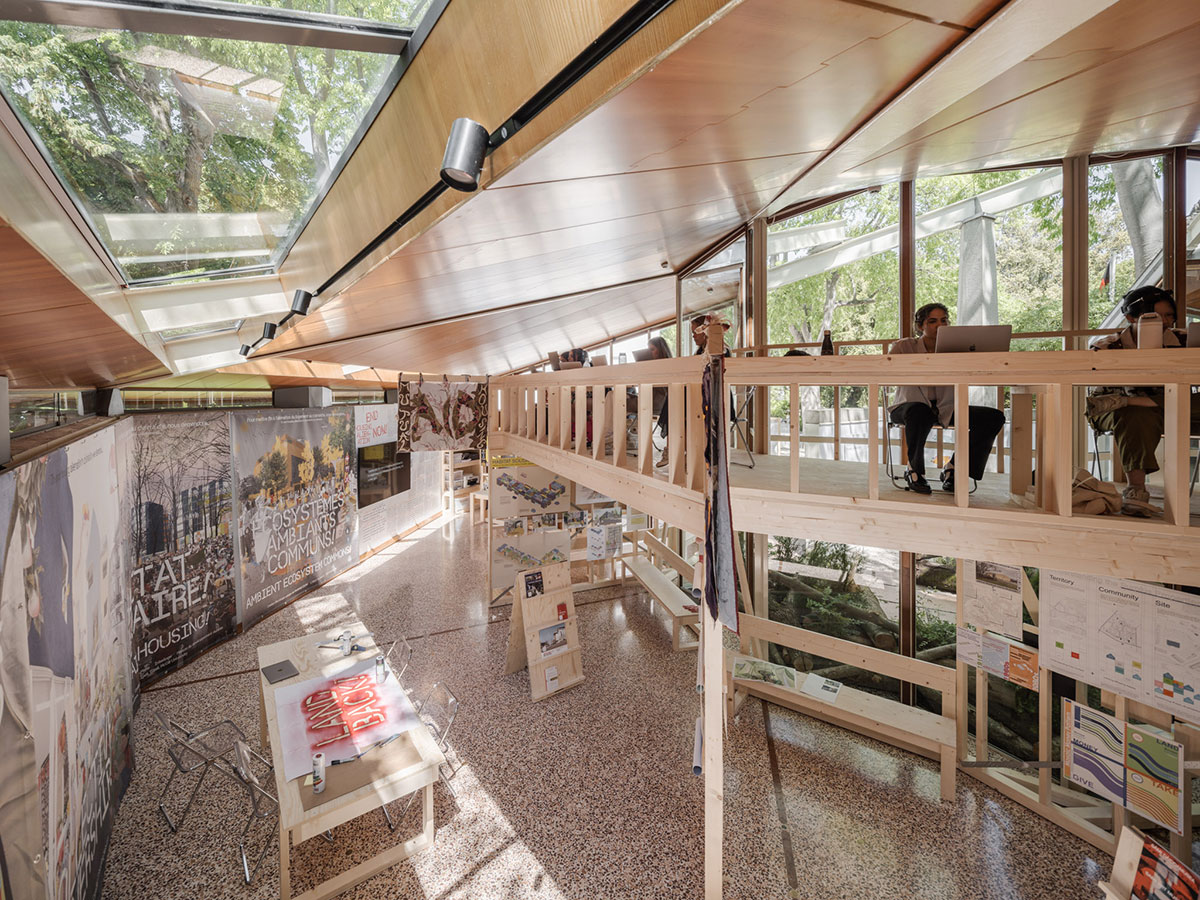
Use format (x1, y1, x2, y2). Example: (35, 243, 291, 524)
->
(101, 514, 1112, 900)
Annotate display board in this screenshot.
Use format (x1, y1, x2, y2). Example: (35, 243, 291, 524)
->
(396, 379, 487, 451)
(354, 403, 398, 448)
(232, 409, 359, 628)
(1063, 700, 1184, 834)
(961, 560, 1025, 640)
(123, 412, 236, 686)
(489, 463, 569, 517)
(956, 627, 1039, 691)
(1043, 571, 1200, 724)
(491, 529, 570, 600)
(0, 425, 135, 900)
(503, 563, 584, 701)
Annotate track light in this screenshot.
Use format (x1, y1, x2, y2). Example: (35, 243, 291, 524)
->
(439, 117, 489, 191)
(262, 322, 277, 341)
(239, 344, 252, 357)
(291, 289, 312, 315)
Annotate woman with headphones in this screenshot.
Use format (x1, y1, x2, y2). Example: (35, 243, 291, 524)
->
(1087, 285, 1197, 516)
(887, 302, 1007, 495)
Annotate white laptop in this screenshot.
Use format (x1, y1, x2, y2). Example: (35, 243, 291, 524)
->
(1187, 321, 1200, 347)
(591, 355, 608, 366)
(631, 348, 655, 362)
(934, 324, 1012, 353)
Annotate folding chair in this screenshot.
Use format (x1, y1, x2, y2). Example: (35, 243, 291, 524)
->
(151, 710, 249, 833)
(382, 682, 460, 832)
(230, 741, 279, 884)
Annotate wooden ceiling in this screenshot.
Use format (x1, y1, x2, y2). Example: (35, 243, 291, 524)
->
(9, 0, 1200, 387)
(0, 224, 168, 388)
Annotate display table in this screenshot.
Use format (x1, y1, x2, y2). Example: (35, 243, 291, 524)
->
(257, 622, 444, 900)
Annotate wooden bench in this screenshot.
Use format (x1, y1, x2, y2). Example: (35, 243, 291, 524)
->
(728, 614, 958, 801)
(624, 529, 699, 651)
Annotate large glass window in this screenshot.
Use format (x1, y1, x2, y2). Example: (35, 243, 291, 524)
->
(1088, 157, 1165, 327)
(767, 186, 901, 353)
(767, 538, 901, 702)
(1185, 155, 1200, 327)
(915, 167, 1063, 350)
(0, 21, 403, 282)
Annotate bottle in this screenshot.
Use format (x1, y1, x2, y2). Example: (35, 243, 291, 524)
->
(820, 330, 835, 356)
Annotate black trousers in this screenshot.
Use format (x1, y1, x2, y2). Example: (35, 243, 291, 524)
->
(889, 401, 1006, 480)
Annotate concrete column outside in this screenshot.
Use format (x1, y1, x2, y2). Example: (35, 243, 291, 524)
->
(957, 200, 998, 408)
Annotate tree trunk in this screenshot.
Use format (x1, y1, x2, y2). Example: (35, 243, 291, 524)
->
(1111, 158, 1164, 279)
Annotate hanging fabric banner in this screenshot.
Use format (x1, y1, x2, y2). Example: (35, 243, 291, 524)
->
(396, 379, 488, 451)
(702, 356, 739, 632)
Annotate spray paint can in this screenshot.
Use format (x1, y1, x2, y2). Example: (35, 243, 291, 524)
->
(375, 654, 386, 683)
(312, 753, 326, 794)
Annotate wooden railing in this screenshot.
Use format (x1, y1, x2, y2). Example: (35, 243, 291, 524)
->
(491, 347, 1200, 527)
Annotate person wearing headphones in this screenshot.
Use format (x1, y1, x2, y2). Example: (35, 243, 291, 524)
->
(887, 302, 1007, 494)
(1086, 285, 1196, 516)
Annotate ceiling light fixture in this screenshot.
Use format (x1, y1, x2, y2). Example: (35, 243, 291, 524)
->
(439, 117, 489, 192)
(291, 289, 313, 315)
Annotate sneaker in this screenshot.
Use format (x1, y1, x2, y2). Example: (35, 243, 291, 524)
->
(941, 468, 955, 492)
(902, 470, 932, 495)
(1121, 485, 1155, 517)
(655, 451, 669, 468)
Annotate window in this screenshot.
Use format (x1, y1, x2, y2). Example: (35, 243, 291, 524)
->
(767, 538, 901, 702)
(1088, 157, 1164, 328)
(767, 186, 900, 353)
(0, 20, 403, 282)
(1185, 155, 1200, 326)
(915, 167, 1063, 350)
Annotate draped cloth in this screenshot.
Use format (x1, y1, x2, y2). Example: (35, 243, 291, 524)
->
(702, 357, 739, 633)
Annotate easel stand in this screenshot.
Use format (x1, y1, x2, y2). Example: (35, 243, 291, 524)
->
(503, 562, 585, 700)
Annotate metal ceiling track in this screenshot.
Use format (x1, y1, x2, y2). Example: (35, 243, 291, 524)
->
(1, 0, 413, 53)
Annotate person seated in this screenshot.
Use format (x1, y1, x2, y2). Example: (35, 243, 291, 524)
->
(560, 347, 589, 366)
(1086, 285, 1198, 517)
(887, 302, 1006, 494)
(782, 348, 809, 357)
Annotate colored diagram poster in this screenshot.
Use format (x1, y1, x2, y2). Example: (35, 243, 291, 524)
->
(1040, 570, 1093, 680)
(489, 464, 569, 517)
(1063, 700, 1126, 805)
(396, 380, 487, 451)
(586, 523, 622, 560)
(962, 560, 1024, 639)
(1144, 584, 1200, 722)
(575, 483, 614, 505)
(1063, 701, 1185, 835)
(491, 530, 569, 600)
(274, 658, 421, 782)
(1095, 580, 1148, 700)
(1125, 724, 1184, 835)
(232, 409, 359, 628)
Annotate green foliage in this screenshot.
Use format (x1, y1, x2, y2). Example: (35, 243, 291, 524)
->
(769, 535, 803, 563)
(795, 541, 865, 585)
(0, 15, 402, 278)
(261, 450, 288, 495)
(916, 608, 955, 651)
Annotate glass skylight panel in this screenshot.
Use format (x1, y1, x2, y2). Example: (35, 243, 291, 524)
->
(164, 0, 437, 28)
(0, 21, 400, 282)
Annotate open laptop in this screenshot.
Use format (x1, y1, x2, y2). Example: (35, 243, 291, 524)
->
(1187, 321, 1200, 348)
(631, 348, 655, 362)
(934, 324, 1012, 353)
(547, 350, 561, 370)
(591, 355, 608, 366)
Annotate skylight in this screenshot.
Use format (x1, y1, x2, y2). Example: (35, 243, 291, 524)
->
(0, 3, 433, 284)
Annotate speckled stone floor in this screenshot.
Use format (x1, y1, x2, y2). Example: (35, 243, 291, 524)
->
(101, 514, 1111, 900)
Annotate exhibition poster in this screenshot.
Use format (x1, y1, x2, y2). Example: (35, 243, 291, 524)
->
(396, 380, 487, 452)
(961, 560, 1025, 639)
(233, 409, 359, 628)
(490, 464, 569, 518)
(123, 412, 236, 685)
(1043, 571, 1200, 724)
(1063, 700, 1183, 834)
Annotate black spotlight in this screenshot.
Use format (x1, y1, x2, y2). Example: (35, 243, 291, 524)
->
(439, 117, 489, 191)
(291, 289, 313, 315)
(239, 344, 252, 357)
(262, 322, 277, 341)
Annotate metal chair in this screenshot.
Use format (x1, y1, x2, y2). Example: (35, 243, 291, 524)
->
(151, 710, 249, 833)
(382, 682, 460, 832)
(230, 741, 279, 884)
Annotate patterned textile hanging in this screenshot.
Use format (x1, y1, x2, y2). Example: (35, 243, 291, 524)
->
(701, 356, 738, 632)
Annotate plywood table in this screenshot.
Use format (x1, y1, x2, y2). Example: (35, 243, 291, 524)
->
(257, 623, 445, 900)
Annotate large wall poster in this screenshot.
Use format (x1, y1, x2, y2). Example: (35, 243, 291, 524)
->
(489, 462, 570, 518)
(396, 379, 487, 451)
(0, 426, 135, 900)
(124, 412, 236, 685)
(233, 409, 358, 628)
